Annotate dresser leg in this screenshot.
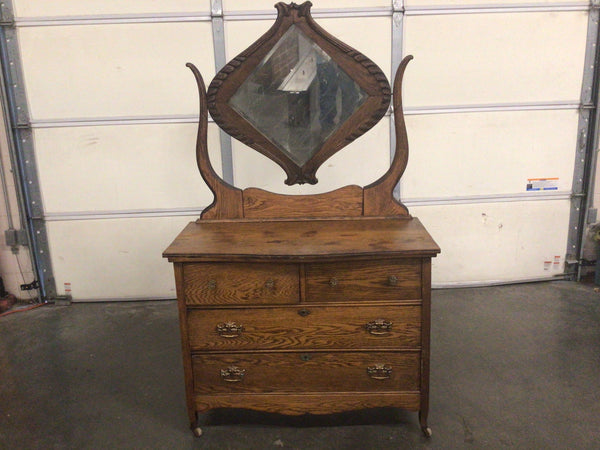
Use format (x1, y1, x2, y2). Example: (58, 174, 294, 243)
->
(190, 413, 203, 437)
(419, 411, 432, 438)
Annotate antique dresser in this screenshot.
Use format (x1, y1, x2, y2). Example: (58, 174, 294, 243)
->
(163, 1, 440, 437)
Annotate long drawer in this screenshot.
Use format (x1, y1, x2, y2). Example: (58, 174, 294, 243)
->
(187, 305, 421, 351)
(304, 259, 422, 302)
(183, 263, 299, 305)
(192, 351, 420, 394)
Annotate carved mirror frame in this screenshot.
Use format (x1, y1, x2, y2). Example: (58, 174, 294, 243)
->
(207, 2, 391, 185)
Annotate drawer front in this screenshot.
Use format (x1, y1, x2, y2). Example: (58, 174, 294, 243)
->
(305, 259, 422, 302)
(187, 305, 421, 351)
(192, 352, 420, 394)
(183, 263, 299, 305)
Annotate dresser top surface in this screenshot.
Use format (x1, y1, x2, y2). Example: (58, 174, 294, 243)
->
(164, 217, 440, 262)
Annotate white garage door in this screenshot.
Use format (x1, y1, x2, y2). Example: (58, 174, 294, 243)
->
(1, 0, 596, 300)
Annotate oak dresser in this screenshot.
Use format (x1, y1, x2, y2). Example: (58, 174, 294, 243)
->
(163, 1, 440, 437)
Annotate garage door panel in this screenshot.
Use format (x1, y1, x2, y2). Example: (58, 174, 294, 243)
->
(232, 117, 390, 194)
(223, 1, 391, 11)
(401, 109, 578, 198)
(226, 17, 391, 81)
(316, 17, 391, 81)
(47, 216, 194, 300)
(405, 0, 583, 5)
(403, 12, 588, 106)
(412, 200, 570, 285)
(35, 123, 221, 213)
(18, 22, 214, 119)
(7, 2, 589, 301)
(14, 0, 211, 17)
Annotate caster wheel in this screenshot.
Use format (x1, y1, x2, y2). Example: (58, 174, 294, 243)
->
(193, 427, 203, 437)
(422, 427, 432, 438)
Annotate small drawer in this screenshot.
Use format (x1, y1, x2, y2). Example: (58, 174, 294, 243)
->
(192, 351, 420, 394)
(183, 263, 299, 305)
(187, 304, 421, 351)
(305, 259, 421, 302)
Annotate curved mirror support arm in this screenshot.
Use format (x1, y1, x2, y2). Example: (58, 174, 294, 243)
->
(363, 55, 413, 217)
(187, 63, 243, 220)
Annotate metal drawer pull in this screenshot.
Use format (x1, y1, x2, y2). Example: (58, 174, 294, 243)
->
(388, 275, 398, 286)
(216, 322, 244, 338)
(365, 319, 393, 335)
(207, 279, 217, 290)
(220, 366, 246, 383)
(367, 364, 392, 380)
(328, 277, 338, 287)
(265, 279, 275, 289)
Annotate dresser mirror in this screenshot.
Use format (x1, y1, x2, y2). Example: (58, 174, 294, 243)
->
(164, 0, 440, 438)
(228, 24, 367, 168)
(205, 1, 392, 186)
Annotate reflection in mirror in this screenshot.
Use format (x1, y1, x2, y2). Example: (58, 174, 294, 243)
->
(229, 25, 367, 167)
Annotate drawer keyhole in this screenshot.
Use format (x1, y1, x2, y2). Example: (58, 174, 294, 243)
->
(298, 308, 311, 317)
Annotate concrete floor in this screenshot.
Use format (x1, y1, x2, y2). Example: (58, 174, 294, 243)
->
(0, 281, 599, 449)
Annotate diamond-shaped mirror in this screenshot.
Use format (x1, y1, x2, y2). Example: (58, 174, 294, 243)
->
(207, 2, 391, 185)
(229, 25, 367, 167)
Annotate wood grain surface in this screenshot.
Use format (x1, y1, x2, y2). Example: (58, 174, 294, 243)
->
(192, 351, 420, 394)
(164, 217, 440, 262)
(194, 392, 421, 415)
(305, 259, 421, 302)
(186, 304, 421, 351)
(363, 55, 412, 217)
(183, 263, 299, 305)
(187, 63, 244, 220)
(243, 186, 363, 219)
(173, 263, 197, 427)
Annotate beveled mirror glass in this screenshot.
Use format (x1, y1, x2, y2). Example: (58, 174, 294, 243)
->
(229, 25, 367, 166)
